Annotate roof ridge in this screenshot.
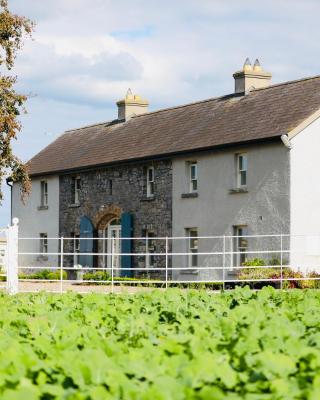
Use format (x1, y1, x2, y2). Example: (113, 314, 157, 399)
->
(65, 121, 109, 133)
(63, 75, 320, 128)
(134, 74, 320, 118)
(252, 73, 320, 93)
(132, 93, 242, 118)
(65, 119, 122, 133)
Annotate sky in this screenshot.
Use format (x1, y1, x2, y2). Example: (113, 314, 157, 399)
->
(1, 0, 320, 226)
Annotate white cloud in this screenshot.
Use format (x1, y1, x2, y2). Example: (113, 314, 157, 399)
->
(10, 0, 320, 109)
(15, 41, 143, 105)
(2, 0, 320, 224)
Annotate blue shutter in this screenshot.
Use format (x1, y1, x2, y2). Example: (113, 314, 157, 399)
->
(79, 216, 94, 268)
(121, 213, 133, 277)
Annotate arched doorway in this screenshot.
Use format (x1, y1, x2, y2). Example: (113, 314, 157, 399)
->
(103, 218, 121, 275)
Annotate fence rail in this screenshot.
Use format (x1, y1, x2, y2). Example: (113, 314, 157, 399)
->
(3, 219, 320, 294)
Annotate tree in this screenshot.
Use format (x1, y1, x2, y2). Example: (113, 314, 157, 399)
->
(0, 0, 34, 202)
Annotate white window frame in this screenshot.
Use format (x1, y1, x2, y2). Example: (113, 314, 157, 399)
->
(189, 162, 198, 193)
(40, 233, 48, 255)
(147, 166, 155, 197)
(186, 228, 198, 268)
(40, 180, 48, 207)
(72, 233, 80, 266)
(145, 231, 156, 268)
(74, 177, 81, 205)
(233, 226, 248, 266)
(236, 153, 247, 188)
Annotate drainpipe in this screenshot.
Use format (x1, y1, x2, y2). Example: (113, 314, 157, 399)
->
(5, 177, 13, 224)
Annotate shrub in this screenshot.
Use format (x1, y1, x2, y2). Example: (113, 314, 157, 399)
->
(80, 272, 223, 290)
(82, 270, 110, 282)
(243, 258, 266, 267)
(19, 269, 67, 281)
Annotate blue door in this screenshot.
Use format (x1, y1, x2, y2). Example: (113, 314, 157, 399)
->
(121, 213, 133, 277)
(79, 216, 94, 268)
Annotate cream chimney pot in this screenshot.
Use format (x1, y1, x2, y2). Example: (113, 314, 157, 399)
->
(233, 58, 272, 94)
(117, 89, 149, 121)
(243, 57, 253, 72)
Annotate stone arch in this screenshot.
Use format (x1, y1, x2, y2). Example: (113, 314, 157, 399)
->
(93, 204, 122, 231)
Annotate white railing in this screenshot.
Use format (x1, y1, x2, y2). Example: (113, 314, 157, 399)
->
(3, 225, 320, 293)
(0, 227, 7, 291)
(2, 219, 19, 294)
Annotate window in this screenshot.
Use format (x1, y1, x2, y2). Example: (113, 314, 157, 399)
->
(72, 177, 81, 204)
(108, 179, 113, 195)
(40, 233, 48, 255)
(237, 154, 247, 188)
(72, 232, 80, 266)
(147, 166, 155, 197)
(189, 162, 198, 192)
(233, 226, 248, 266)
(40, 181, 48, 207)
(145, 231, 156, 268)
(186, 228, 198, 268)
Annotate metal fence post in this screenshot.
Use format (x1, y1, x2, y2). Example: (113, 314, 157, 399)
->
(111, 237, 114, 294)
(6, 218, 19, 295)
(280, 234, 283, 290)
(165, 237, 168, 289)
(60, 237, 64, 294)
(222, 235, 226, 291)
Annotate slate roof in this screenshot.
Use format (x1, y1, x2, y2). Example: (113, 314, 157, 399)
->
(28, 75, 320, 176)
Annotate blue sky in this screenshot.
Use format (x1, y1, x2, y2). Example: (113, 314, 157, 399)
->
(1, 0, 320, 226)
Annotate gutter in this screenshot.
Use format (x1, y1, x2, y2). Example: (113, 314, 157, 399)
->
(281, 134, 292, 149)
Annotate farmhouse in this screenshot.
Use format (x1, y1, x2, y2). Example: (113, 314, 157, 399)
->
(12, 59, 320, 278)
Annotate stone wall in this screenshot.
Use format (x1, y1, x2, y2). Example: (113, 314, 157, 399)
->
(59, 160, 172, 278)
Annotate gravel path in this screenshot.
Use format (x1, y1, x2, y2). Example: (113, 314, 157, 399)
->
(17, 281, 158, 294)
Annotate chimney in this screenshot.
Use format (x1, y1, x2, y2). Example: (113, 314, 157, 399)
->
(117, 88, 149, 121)
(233, 58, 272, 94)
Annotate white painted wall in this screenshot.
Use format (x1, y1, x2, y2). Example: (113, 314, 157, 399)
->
(12, 176, 59, 268)
(291, 116, 320, 272)
(172, 142, 290, 280)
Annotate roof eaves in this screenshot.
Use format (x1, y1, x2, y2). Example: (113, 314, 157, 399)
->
(29, 135, 281, 178)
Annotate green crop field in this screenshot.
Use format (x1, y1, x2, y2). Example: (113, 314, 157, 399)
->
(1, 287, 320, 399)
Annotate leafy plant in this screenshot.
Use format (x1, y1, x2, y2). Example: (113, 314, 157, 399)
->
(0, 288, 319, 397)
(243, 257, 266, 266)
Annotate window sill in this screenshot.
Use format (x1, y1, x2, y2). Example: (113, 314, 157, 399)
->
(141, 196, 155, 202)
(37, 205, 48, 211)
(229, 187, 248, 194)
(69, 203, 80, 208)
(181, 192, 198, 199)
(180, 269, 199, 275)
(227, 269, 236, 276)
(37, 256, 48, 261)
